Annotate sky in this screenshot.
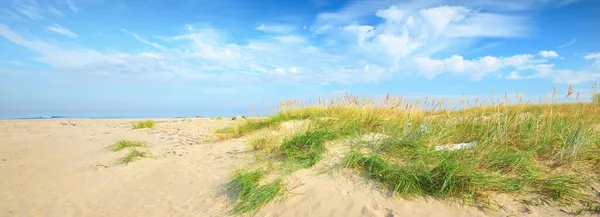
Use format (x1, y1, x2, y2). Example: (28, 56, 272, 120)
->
(1, 0, 599, 118)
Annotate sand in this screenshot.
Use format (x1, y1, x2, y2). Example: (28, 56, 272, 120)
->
(0, 119, 588, 216)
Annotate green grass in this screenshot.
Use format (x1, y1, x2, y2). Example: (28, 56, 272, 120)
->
(217, 90, 600, 213)
(227, 170, 284, 215)
(280, 128, 336, 168)
(593, 93, 600, 103)
(215, 116, 286, 140)
(132, 120, 155, 129)
(110, 140, 146, 151)
(119, 149, 147, 165)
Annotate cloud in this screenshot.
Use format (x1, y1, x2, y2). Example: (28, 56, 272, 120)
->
(17, 0, 43, 20)
(46, 23, 78, 39)
(557, 38, 576, 49)
(48, 7, 64, 18)
(414, 54, 545, 80)
(506, 71, 522, 80)
(539, 50, 559, 58)
(256, 24, 294, 34)
(1, 2, 596, 86)
(67, 0, 82, 13)
(584, 52, 600, 60)
(122, 29, 166, 49)
(585, 52, 600, 69)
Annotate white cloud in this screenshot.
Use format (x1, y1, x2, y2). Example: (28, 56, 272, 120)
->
(419, 6, 469, 38)
(256, 24, 294, 34)
(273, 35, 306, 44)
(46, 23, 78, 39)
(539, 50, 559, 58)
(0, 1, 595, 86)
(584, 52, 600, 60)
(506, 71, 521, 80)
(375, 6, 406, 24)
(414, 53, 547, 81)
(585, 52, 600, 69)
(67, 0, 82, 13)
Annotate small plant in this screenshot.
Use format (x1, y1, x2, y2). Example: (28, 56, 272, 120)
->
(110, 140, 146, 151)
(593, 93, 600, 103)
(132, 120, 155, 129)
(119, 149, 146, 165)
(227, 170, 283, 214)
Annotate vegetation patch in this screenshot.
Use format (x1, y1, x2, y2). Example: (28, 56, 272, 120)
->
(110, 140, 146, 151)
(108, 140, 150, 165)
(132, 120, 155, 129)
(280, 128, 336, 168)
(227, 170, 284, 215)
(119, 149, 147, 165)
(218, 89, 600, 213)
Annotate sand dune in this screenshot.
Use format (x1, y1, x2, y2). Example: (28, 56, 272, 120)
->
(0, 119, 584, 216)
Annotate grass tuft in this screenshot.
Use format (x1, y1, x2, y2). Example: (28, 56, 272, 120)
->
(110, 140, 146, 151)
(119, 148, 146, 165)
(280, 128, 336, 168)
(227, 170, 284, 215)
(132, 120, 155, 129)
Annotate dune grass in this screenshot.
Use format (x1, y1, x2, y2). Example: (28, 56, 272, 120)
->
(227, 170, 284, 215)
(132, 120, 155, 129)
(119, 149, 147, 165)
(110, 140, 146, 151)
(220, 87, 600, 213)
(108, 140, 150, 165)
(280, 128, 337, 168)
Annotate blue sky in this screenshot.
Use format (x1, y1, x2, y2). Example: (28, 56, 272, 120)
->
(1, 0, 599, 118)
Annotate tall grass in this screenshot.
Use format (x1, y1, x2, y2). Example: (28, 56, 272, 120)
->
(132, 120, 155, 129)
(219, 87, 600, 213)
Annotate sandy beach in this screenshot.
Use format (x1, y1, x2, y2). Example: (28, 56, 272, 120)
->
(0, 118, 594, 216)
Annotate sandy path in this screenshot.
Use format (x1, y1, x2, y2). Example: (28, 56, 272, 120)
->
(0, 119, 585, 216)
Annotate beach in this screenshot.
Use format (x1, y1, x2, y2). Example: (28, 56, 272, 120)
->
(0, 118, 595, 216)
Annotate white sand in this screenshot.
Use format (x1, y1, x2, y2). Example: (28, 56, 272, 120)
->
(0, 119, 585, 216)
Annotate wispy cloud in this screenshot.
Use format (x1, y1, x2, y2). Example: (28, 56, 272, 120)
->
(557, 38, 576, 49)
(121, 29, 166, 49)
(67, 0, 82, 13)
(256, 24, 295, 34)
(48, 7, 64, 18)
(46, 23, 78, 39)
(17, 0, 43, 20)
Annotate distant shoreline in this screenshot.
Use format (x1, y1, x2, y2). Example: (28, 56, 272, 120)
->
(0, 116, 198, 120)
